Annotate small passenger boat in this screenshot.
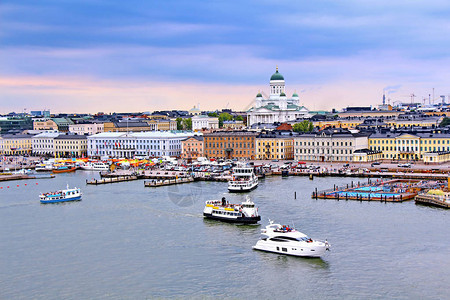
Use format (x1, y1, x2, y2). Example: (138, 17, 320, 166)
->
(203, 196, 261, 224)
(39, 185, 82, 204)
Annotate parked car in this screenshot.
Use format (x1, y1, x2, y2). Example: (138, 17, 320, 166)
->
(343, 163, 350, 167)
(371, 162, 381, 167)
(398, 163, 411, 168)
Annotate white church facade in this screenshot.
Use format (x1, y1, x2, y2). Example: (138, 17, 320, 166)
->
(247, 67, 310, 126)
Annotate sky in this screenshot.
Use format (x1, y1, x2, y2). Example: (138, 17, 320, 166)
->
(1, 0, 450, 113)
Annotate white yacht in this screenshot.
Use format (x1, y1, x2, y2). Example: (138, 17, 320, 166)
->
(252, 221, 330, 257)
(228, 166, 258, 192)
(80, 161, 110, 171)
(203, 196, 261, 224)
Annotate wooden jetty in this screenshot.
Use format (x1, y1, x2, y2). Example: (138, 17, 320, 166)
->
(415, 194, 450, 209)
(144, 177, 194, 187)
(86, 176, 138, 185)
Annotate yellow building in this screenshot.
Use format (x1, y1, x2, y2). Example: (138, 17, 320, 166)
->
(313, 119, 364, 130)
(33, 119, 58, 131)
(369, 131, 450, 162)
(423, 151, 450, 164)
(54, 134, 87, 158)
(352, 149, 383, 162)
(0, 134, 34, 155)
(256, 132, 294, 160)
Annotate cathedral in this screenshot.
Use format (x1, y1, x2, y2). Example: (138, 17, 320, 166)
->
(247, 67, 310, 126)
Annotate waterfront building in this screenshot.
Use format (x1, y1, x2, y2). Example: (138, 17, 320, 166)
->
(368, 130, 450, 161)
(31, 132, 60, 156)
(255, 131, 294, 160)
(294, 128, 369, 162)
(69, 122, 104, 135)
(87, 131, 196, 158)
(352, 149, 383, 162)
(181, 136, 204, 161)
(247, 67, 310, 126)
(203, 131, 258, 160)
(54, 134, 88, 158)
(423, 151, 450, 164)
(192, 115, 219, 131)
(0, 134, 35, 155)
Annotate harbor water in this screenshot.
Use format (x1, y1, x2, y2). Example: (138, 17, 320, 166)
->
(0, 172, 448, 299)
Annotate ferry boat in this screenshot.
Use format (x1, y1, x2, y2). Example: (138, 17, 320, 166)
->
(252, 221, 330, 257)
(228, 166, 258, 192)
(80, 161, 110, 171)
(203, 196, 261, 224)
(39, 185, 82, 204)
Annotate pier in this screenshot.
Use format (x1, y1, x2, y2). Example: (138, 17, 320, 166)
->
(144, 177, 195, 187)
(86, 176, 139, 185)
(415, 194, 450, 209)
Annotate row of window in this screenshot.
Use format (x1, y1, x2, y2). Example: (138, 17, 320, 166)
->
(370, 146, 450, 152)
(207, 150, 254, 155)
(371, 139, 449, 145)
(296, 149, 351, 154)
(296, 141, 353, 147)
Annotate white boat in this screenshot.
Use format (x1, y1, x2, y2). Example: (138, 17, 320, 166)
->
(203, 196, 261, 224)
(80, 161, 110, 171)
(39, 185, 82, 204)
(228, 166, 258, 192)
(35, 163, 53, 172)
(252, 221, 330, 257)
(12, 169, 33, 175)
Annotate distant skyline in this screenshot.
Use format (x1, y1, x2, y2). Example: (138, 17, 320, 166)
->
(1, 0, 450, 114)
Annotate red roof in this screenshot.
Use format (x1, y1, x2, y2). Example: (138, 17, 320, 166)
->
(276, 123, 293, 131)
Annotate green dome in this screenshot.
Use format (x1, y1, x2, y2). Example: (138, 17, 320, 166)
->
(270, 67, 284, 81)
(292, 92, 298, 97)
(280, 92, 286, 97)
(256, 92, 262, 97)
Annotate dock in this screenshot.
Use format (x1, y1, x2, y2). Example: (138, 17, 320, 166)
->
(144, 177, 195, 187)
(415, 194, 450, 209)
(86, 176, 139, 185)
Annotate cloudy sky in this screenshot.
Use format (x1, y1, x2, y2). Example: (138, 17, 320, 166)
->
(1, 0, 450, 113)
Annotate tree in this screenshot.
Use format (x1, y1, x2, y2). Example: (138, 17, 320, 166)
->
(218, 112, 233, 128)
(182, 118, 192, 130)
(208, 112, 218, 117)
(440, 117, 450, 127)
(234, 115, 244, 121)
(293, 120, 314, 133)
(176, 117, 183, 130)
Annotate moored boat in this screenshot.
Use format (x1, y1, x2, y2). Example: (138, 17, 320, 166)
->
(80, 161, 110, 171)
(53, 166, 77, 173)
(252, 220, 330, 257)
(228, 166, 258, 192)
(39, 185, 82, 204)
(203, 196, 261, 224)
